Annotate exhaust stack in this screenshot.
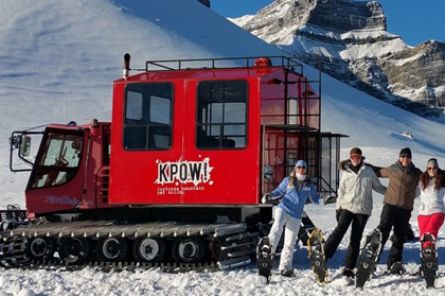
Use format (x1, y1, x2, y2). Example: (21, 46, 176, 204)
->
(123, 53, 131, 79)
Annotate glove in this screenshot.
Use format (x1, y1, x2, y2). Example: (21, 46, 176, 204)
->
(261, 194, 271, 204)
(336, 208, 342, 222)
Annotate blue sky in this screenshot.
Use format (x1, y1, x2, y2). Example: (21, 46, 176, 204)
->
(212, 0, 445, 46)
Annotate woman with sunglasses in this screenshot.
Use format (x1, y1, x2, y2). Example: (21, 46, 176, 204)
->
(417, 158, 445, 248)
(261, 159, 320, 277)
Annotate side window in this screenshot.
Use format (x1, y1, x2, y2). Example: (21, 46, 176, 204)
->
(197, 80, 248, 149)
(124, 83, 173, 150)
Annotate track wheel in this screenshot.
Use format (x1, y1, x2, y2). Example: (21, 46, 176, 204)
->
(132, 238, 165, 263)
(27, 237, 55, 260)
(58, 237, 90, 264)
(172, 237, 206, 263)
(96, 237, 128, 262)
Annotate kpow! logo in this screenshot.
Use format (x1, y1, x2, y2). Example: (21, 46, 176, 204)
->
(155, 158, 213, 186)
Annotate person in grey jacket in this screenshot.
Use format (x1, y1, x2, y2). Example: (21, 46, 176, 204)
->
(323, 147, 386, 278)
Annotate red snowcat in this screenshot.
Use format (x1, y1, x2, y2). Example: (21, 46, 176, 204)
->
(1, 55, 344, 270)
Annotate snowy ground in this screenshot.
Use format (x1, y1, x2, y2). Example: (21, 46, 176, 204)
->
(2, 183, 444, 296)
(2, 207, 445, 296)
(1, 263, 444, 296)
(1, 0, 445, 295)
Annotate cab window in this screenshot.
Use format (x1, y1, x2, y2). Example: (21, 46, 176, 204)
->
(196, 80, 248, 149)
(124, 83, 173, 150)
(30, 132, 83, 189)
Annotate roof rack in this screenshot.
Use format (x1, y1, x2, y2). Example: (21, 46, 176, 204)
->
(145, 56, 303, 74)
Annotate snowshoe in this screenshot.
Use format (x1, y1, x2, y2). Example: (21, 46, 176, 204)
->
(420, 234, 437, 288)
(307, 228, 327, 283)
(256, 237, 273, 284)
(298, 211, 316, 247)
(355, 228, 382, 288)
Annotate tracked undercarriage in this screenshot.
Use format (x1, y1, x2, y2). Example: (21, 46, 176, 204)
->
(0, 219, 262, 272)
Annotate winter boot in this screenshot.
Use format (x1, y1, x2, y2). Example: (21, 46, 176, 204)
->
(280, 268, 295, 277)
(341, 267, 355, 278)
(389, 262, 406, 275)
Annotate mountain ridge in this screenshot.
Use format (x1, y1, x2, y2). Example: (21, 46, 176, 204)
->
(230, 0, 445, 119)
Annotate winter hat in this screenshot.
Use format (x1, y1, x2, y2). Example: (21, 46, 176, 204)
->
(427, 158, 439, 168)
(350, 147, 362, 156)
(399, 147, 412, 158)
(295, 160, 307, 168)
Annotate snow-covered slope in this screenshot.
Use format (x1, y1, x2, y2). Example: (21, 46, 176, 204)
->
(0, 0, 279, 206)
(1, 0, 445, 294)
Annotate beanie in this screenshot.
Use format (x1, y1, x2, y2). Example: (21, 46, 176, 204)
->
(399, 147, 412, 158)
(427, 158, 438, 168)
(295, 160, 307, 168)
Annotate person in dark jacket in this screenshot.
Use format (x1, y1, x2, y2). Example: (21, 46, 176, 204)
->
(373, 147, 422, 273)
(324, 147, 386, 278)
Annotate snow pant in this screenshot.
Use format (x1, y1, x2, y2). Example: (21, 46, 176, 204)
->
(268, 207, 301, 271)
(323, 209, 369, 270)
(418, 212, 445, 248)
(376, 204, 411, 268)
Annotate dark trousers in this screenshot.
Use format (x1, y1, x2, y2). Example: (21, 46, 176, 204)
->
(377, 204, 412, 267)
(324, 209, 369, 270)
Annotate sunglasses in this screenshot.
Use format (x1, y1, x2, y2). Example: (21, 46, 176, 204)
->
(428, 167, 438, 171)
(350, 155, 361, 160)
(399, 155, 411, 159)
(296, 166, 306, 169)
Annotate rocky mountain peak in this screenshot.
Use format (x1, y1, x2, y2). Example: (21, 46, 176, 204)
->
(231, 0, 445, 118)
(307, 0, 385, 32)
(239, 0, 386, 44)
(383, 40, 445, 105)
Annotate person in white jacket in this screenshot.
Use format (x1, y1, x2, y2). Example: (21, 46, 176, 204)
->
(417, 158, 445, 249)
(323, 147, 386, 278)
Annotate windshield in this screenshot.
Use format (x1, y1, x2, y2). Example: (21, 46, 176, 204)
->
(29, 131, 83, 189)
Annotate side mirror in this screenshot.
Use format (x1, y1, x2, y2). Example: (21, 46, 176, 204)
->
(20, 135, 31, 157)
